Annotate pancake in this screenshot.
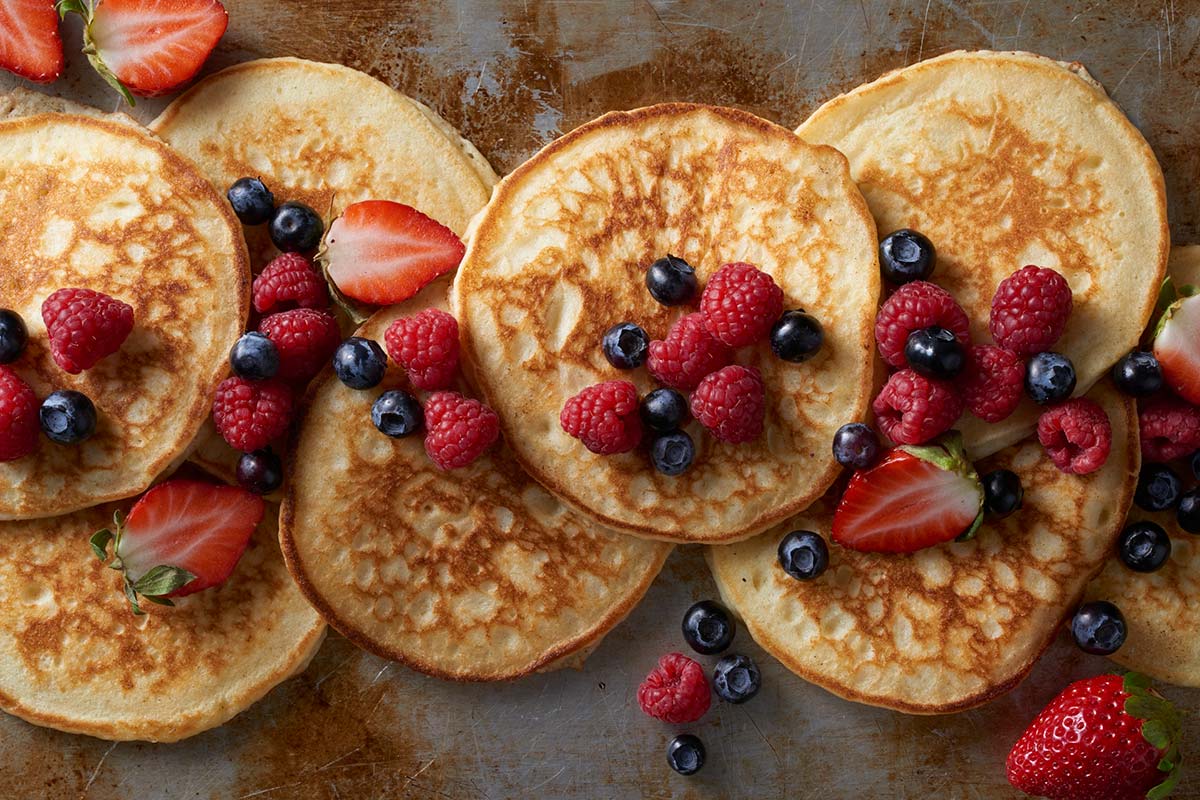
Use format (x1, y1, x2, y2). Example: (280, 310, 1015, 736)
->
(0, 503, 325, 742)
(797, 50, 1169, 459)
(0, 106, 249, 520)
(708, 382, 1138, 713)
(453, 103, 880, 544)
(280, 280, 672, 681)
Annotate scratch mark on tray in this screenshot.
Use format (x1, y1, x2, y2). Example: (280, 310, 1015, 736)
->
(82, 741, 117, 796)
(399, 757, 436, 793)
(1013, 0, 1031, 48)
(917, 0, 933, 62)
(313, 653, 354, 689)
(528, 766, 567, 792)
(742, 706, 781, 764)
(1112, 47, 1152, 95)
(238, 782, 304, 799)
(316, 747, 363, 772)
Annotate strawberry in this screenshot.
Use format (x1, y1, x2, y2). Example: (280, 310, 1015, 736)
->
(831, 432, 984, 553)
(1007, 672, 1181, 800)
(1153, 290, 1200, 405)
(323, 200, 465, 306)
(90, 478, 264, 614)
(0, 0, 63, 83)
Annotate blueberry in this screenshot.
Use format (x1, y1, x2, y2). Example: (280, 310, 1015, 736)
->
(645, 255, 698, 306)
(371, 390, 423, 438)
(1025, 352, 1076, 405)
(1071, 600, 1126, 655)
(904, 326, 964, 379)
(226, 177, 276, 226)
(651, 430, 695, 476)
(832, 423, 880, 470)
(237, 448, 283, 495)
(640, 388, 688, 432)
(230, 332, 280, 381)
(879, 229, 936, 285)
(777, 530, 829, 581)
(333, 337, 387, 390)
(1134, 463, 1182, 512)
(1177, 487, 1200, 534)
(681, 600, 736, 655)
(1111, 350, 1163, 397)
(39, 390, 96, 444)
(712, 654, 761, 704)
(1117, 521, 1171, 572)
(666, 734, 705, 776)
(602, 322, 649, 369)
(269, 201, 324, 253)
(0, 309, 27, 364)
(1191, 450, 1200, 482)
(982, 469, 1023, 517)
(770, 310, 824, 363)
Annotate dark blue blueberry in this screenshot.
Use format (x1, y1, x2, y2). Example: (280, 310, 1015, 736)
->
(904, 326, 964, 379)
(770, 309, 824, 363)
(602, 322, 649, 369)
(372, 390, 423, 438)
(666, 734, 705, 776)
(879, 229, 936, 285)
(269, 201, 324, 253)
(712, 653, 761, 704)
(333, 337, 387, 390)
(1025, 352, 1076, 405)
(1111, 350, 1163, 397)
(237, 448, 283, 495)
(982, 469, 1023, 518)
(39, 390, 96, 444)
(1071, 601, 1126, 655)
(1191, 450, 1200, 482)
(651, 430, 695, 476)
(1134, 463, 1182, 512)
(1117, 521, 1171, 573)
(226, 177, 275, 226)
(230, 332, 280, 381)
(777, 530, 829, 581)
(1177, 487, 1200, 534)
(832, 423, 880, 470)
(681, 600, 736, 655)
(640, 388, 688, 432)
(0, 309, 27, 364)
(645, 255, 698, 306)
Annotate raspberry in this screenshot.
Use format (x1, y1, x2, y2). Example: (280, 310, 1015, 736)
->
(0, 367, 38, 461)
(873, 369, 964, 445)
(252, 253, 329, 314)
(989, 265, 1073, 356)
(560, 380, 643, 454)
(959, 344, 1024, 423)
(874, 281, 970, 368)
(647, 313, 733, 391)
(1138, 397, 1200, 462)
(637, 652, 711, 723)
(423, 391, 499, 469)
(258, 308, 341, 384)
(41, 288, 134, 374)
(1037, 398, 1112, 474)
(690, 365, 765, 443)
(700, 262, 784, 347)
(211, 377, 293, 452)
(384, 308, 459, 391)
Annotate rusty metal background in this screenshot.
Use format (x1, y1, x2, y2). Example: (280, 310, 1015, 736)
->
(2, 1, 1200, 797)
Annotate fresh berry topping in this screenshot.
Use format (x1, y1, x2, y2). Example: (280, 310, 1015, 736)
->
(226, 177, 275, 226)
(1134, 463, 1182, 512)
(1153, 292, 1200, 405)
(1193, 450, 1200, 481)
(383, 308, 460, 391)
(832, 422, 880, 470)
(258, 308, 341, 385)
(423, 391, 500, 470)
(874, 281, 970, 369)
(646, 312, 733, 391)
(666, 735, 706, 777)
(39, 390, 97, 445)
(681, 600, 736, 656)
(1178, 488, 1200, 534)
(90, 479, 263, 614)
(229, 332, 280, 381)
(0, 367, 38, 462)
(1118, 521, 1172, 573)
(651, 430, 695, 476)
(236, 448, 283, 496)
(1139, 398, 1200, 462)
(371, 389, 423, 439)
(0, 309, 28, 364)
(645, 255, 698, 306)
(325, 200, 465, 306)
(0, 0, 64, 83)
(601, 322, 650, 370)
(42, 288, 134, 374)
(560, 380, 643, 455)
(1036, 398, 1111, 475)
(252, 252, 328, 314)
(269, 201, 324, 254)
(712, 654, 761, 704)
(989, 265, 1073, 357)
(1111, 350, 1163, 398)
(871, 369, 963, 446)
(332, 337, 387, 390)
(636, 652, 711, 724)
(639, 388, 688, 432)
(777, 530, 829, 580)
(878, 229, 936, 285)
(832, 434, 984, 553)
(700, 262, 784, 348)
(211, 377, 293, 453)
(1071, 601, 1127, 656)
(982, 468, 1023, 518)
(959, 344, 1024, 423)
(690, 365, 765, 444)
(770, 309, 824, 363)
(1025, 352, 1077, 405)
(904, 325, 965, 380)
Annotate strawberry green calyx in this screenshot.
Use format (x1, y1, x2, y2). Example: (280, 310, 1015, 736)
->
(1122, 672, 1184, 800)
(90, 510, 195, 616)
(900, 432, 986, 541)
(55, 0, 136, 106)
(1153, 281, 1200, 341)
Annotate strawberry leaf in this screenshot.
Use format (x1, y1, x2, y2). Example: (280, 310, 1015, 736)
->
(1147, 767, 1181, 800)
(122, 578, 145, 616)
(89, 528, 114, 561)
(55, 0, 89, 20)
(132, 565, 196, 598)
(1122, 672, 1184, 797)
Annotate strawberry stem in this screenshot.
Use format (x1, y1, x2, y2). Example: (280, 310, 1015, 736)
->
(89, 510, 195, 615)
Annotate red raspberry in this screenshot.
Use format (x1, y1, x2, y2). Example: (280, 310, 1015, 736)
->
(258, 308, 341, 384)
(1037, 398, 1112, 474)
(1138, 397, 1200, 462)
(989, 265, 1073, 356)
(873, 369, 964, 445)
(700, 262, 784, 347)
(560, 380, 643, 454)
(211, 377, 293, 452)
(690, 364, 765, 443)
(647, 313, 733, 391)
(423, 391, 499, 469)
(384, 308, 459, 391)
(41, 288, 134, 374)
(0, 367, 38, 462)
(874, 281, 970, 368)
(637, 652, 711, 724)
(252, 253, 329, 314)
(959, 344, 1024, 423)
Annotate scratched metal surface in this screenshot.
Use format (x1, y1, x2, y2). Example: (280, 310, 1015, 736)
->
(2, 2, 1200, 798)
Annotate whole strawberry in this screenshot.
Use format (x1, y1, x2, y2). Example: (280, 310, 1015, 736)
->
(1007, 673, 1181, 800)
(384, 308, 460, 391)
(42, 288, 134, 374)
(0, 366, 39, 462)
(258, 308, 341, 384)
(423, 391, 499, 470)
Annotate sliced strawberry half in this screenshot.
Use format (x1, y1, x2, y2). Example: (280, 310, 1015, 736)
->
(1153, 292, 1200, 405)
(323, 200, 465, 307)
(90, 479, 264, 614)
(831, 433, 984, 553)
(0, 0, 64, 83)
